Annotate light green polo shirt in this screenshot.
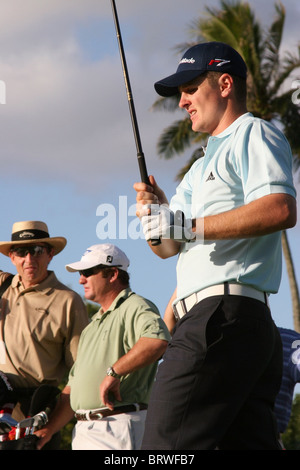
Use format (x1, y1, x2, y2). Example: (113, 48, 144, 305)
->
(68, 288, 170, 411)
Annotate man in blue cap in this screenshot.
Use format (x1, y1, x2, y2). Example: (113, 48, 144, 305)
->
(134, 42, 297, 450)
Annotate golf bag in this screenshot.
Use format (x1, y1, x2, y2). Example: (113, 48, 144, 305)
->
(0, 383, 60, 450)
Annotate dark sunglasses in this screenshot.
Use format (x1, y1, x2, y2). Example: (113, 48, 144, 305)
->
(10, 245, 47, 258)
(79, 266, 101, 278)
(79, 265, 121, 278)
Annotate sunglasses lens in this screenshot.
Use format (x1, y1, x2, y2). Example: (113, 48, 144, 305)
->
(12, 246, 45, 257)
(79, 265, 109, 278)
(79, 268, 95, 278)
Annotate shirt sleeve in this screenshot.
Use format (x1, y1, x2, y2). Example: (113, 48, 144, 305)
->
(123, 295, 171, 347)
(63, 293, 89, 369)
(0, 271, 13, 284)
(234, 119, 296, 203)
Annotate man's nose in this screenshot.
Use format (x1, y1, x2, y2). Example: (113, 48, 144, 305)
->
(179, 92, 189, 109)
(24, 252, 35, 260)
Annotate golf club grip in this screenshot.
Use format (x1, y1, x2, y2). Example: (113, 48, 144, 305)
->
(137, 152, 149, 185)
(110, 0, 161, 246)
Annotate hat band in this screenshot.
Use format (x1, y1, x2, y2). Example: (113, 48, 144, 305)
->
(11, 229, 50, 242)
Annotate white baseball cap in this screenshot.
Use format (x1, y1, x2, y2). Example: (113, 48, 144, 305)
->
(66, 244, 130, 272)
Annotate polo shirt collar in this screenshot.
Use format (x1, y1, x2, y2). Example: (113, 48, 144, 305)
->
(94, 287, 133, 319)
(12, 270, 58, 294)
(214, 112, 253, 138)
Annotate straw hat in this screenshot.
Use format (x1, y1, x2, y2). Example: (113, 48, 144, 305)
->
(0, 221, 67, 256)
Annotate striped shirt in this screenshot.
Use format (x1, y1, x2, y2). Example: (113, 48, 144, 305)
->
(274, 327, 300, 433)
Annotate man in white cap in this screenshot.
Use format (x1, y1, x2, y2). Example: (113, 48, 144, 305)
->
(35, 243, 170, 450)
(0, 221, 89, 448)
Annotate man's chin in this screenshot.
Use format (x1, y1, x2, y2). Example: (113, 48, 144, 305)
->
(84, 290, 93, 301)
(21, 271, 48, 287)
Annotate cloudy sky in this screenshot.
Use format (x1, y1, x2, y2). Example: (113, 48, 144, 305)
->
(0, 0, 299, 334)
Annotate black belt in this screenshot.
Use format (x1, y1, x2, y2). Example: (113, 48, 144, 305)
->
(75, 403, 148, 421)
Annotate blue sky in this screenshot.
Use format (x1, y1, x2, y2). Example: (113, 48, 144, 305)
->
(0, 0, 299, 337)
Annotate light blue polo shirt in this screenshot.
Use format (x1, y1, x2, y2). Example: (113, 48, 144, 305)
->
(170, 113, 296, 300)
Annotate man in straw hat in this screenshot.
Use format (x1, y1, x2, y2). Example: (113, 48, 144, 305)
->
(0, 221, 89, 447)
(35, 243, 170, 450)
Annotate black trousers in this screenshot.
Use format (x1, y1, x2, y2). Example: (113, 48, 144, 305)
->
(141, 295, 283, 450)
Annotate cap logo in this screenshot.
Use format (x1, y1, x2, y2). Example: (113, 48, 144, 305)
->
(83, 249, 92, 256)
(19, 231, 35, 239)
(179, 57, 196, 65)
(106, 255, 113, 263)
(208, 59, 231, 67)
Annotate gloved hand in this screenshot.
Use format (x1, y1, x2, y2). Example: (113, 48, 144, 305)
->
(140, 204, 195, 242)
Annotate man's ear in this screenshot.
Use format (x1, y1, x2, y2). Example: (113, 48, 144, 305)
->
(8, 252, 16, 267)
(109, 268, 119, 283)
(219, 73, 234, 97)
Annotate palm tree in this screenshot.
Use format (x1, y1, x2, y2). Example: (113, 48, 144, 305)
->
(153, 1, 300, 329)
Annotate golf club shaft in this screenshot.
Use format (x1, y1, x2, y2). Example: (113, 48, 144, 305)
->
(110, 0, 161, 246)
(110, 0, 149, 185)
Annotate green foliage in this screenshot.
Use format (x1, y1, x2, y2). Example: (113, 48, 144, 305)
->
(60, 417, 76, 450)
(85, 300, 99, 319)
(157, 118, 196, 159)
(153, 0, 300, 181)
(282, 394, 300, 450)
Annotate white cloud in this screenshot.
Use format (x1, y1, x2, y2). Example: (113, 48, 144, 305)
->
(0, 0, 298, 192)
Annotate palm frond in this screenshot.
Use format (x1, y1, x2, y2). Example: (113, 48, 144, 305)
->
(175, 147, 205, 181)
(280, 101, 300, 157)
(151, 95, 181, 113)
(153, 0, 300, 167)
(156, 118, 194, 159)
(261, 2, 285, 82)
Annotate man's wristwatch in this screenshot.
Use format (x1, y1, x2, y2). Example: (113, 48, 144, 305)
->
(106, 366, 121, 379)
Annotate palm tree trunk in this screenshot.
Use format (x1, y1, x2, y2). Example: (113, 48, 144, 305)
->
(281, 230, 300, 332)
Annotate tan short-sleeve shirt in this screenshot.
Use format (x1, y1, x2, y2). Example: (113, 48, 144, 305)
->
(0, 270, 89, 388)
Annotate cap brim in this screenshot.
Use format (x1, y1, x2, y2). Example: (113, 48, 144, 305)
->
(0, 237, 67, 257)
(154, 70, 206, 97)
(65, 261, 94, 272)
(65, 257, 108, 272)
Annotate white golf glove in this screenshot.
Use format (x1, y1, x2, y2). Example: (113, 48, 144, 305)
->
(140, 204, 195, 242)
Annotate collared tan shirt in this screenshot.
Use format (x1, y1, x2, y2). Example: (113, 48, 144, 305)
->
(0, 270, 89, 388)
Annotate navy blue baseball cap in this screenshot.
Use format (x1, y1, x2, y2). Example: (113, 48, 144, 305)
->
(154, 42, 247, 97)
